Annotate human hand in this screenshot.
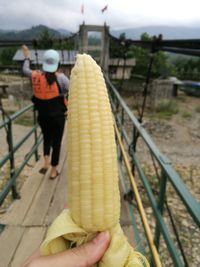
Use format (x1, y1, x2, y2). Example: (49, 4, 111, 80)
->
(22, 231, 110, 267)
(22, 45, 30, 59)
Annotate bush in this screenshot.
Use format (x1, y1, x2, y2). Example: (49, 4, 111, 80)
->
(155, 99, 178, 115)
(182, 111, 192, 118)
(195, 105, 200, 113)
(147, 99, 179, 119)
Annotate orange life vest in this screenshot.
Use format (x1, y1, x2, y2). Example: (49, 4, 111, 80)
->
(32, 71, 60, 100)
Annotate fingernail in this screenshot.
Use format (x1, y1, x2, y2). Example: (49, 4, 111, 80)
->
(94, 231, 109, 245)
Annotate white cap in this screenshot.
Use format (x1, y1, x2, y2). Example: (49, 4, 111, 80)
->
(42, 49, 60, 73)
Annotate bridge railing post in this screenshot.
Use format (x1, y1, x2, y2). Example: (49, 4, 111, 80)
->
(33, 108, 39, 162)
(6, 115, 20, 199)
(154, 170, 167, 249)
(0, 103, 43, 205)
(118, 107, 124, 162)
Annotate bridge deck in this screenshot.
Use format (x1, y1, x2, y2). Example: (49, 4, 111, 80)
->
(0, 135, 135, 267)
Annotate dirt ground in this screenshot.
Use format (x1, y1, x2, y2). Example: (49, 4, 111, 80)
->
(122, 91, 200, 166)
(121, 91, 200, 267)
(122, 90, 200, 201)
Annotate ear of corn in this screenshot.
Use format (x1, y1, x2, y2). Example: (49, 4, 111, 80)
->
(40, 54, 149, 267)
(67, 54, 120, 231)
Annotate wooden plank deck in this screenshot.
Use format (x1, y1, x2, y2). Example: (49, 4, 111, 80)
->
(0, 134, 135, 267)
(0, 135, 67, 267)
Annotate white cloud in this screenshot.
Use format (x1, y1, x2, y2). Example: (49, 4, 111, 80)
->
(0, 0, 200, 31)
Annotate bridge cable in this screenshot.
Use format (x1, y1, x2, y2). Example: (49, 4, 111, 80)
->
(58, 38, 65, 73)
(119, 40, 129, 90)
(135, 34, 162, 123)
(126, 37, 159, 166)
(33, 39, 40, 70)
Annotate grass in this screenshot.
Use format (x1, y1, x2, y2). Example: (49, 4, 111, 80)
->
(181, 111, 192, 119)
(148, 112, 173, 120)
(156, 99, 179, 113)
(195, 104, 200, 113)
(177, 94, 187, 102)
(148, 99, 179, 119)
(0, 101, 33, 127)
(15, 113, 33, 127)
(0, 110, 33, 127)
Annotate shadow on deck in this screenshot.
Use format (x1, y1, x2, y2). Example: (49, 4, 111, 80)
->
(0, 136, 135, 267)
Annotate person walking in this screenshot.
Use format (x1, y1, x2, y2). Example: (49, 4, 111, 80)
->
(22, 45, 69, 179)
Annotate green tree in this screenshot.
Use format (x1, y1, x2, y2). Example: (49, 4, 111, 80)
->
(192, 68, 199, 80)
(128, 33, 176, 78)
(0, 47, 17, 65)
(140, 32, 150, 41)
(173, 57, 200, 81)
(52, 37, 76, 50)
(38, 28, 54, 49)
(110, 32, 127, 58)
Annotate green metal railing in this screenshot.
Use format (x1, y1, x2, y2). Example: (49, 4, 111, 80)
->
(106, 76, 200, 267)
(0, 103, 42, 205)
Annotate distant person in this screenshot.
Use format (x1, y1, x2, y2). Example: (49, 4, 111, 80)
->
(22, 45, 69, 179)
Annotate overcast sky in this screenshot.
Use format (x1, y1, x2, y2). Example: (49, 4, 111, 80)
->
(1, 0, 200, 32)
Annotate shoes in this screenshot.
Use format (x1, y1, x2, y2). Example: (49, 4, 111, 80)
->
(49, 170, 59, 180)
(39, 167, 48, 174)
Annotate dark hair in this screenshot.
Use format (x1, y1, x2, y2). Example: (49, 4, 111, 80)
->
(45, 72, 57, 85)
(44, 63, 60, 85)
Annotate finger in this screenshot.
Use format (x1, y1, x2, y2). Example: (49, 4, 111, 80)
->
(70, 231, 110, 266)
(35, 231, 110, 267)
(22, 45, 28, 50)
(22, 250, 41, 267)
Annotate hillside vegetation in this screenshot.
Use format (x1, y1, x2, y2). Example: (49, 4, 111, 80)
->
(0, 25, 69, 40)
(1, 24, 200, 40)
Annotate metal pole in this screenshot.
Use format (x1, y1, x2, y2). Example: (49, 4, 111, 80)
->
(154, 170, 167, 249)
(139, 52, 154, 121)
(139, 35, 162, 122)
(33, 108, 39, 161)
(33, 39, 39, 70)
(119, 108, 124, 162)
(7, 117, 20, 199)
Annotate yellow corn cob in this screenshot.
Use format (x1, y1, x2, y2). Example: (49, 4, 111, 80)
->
(67, 54, 120, 231)
(40, 54, 149, 267)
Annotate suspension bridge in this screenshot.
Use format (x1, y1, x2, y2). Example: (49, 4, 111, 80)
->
(0, 23, 200, 267)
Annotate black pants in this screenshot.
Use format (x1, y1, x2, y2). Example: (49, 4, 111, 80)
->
(39, 114, 65, 166)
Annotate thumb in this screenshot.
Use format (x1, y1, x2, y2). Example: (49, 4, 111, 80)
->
(34, 231, 110, 267)
(68, 231, 110, 267)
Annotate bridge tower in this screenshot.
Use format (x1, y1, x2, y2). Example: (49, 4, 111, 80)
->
(78, 23, 110, 73)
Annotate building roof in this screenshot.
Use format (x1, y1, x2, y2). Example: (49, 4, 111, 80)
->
(168, 76, 183, 85)
(13, 49, 78, 65)
(182, 80, 200, 87)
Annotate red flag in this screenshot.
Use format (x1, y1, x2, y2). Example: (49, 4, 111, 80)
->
(81, 3, 84, 14)
(101, 4, 108, 13)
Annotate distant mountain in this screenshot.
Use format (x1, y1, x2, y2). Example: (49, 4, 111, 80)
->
(1, 25, 200, 41)
(111, 26, 200, 40)
(57, 28, 71, 36)
(0, 25, 68, 40)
